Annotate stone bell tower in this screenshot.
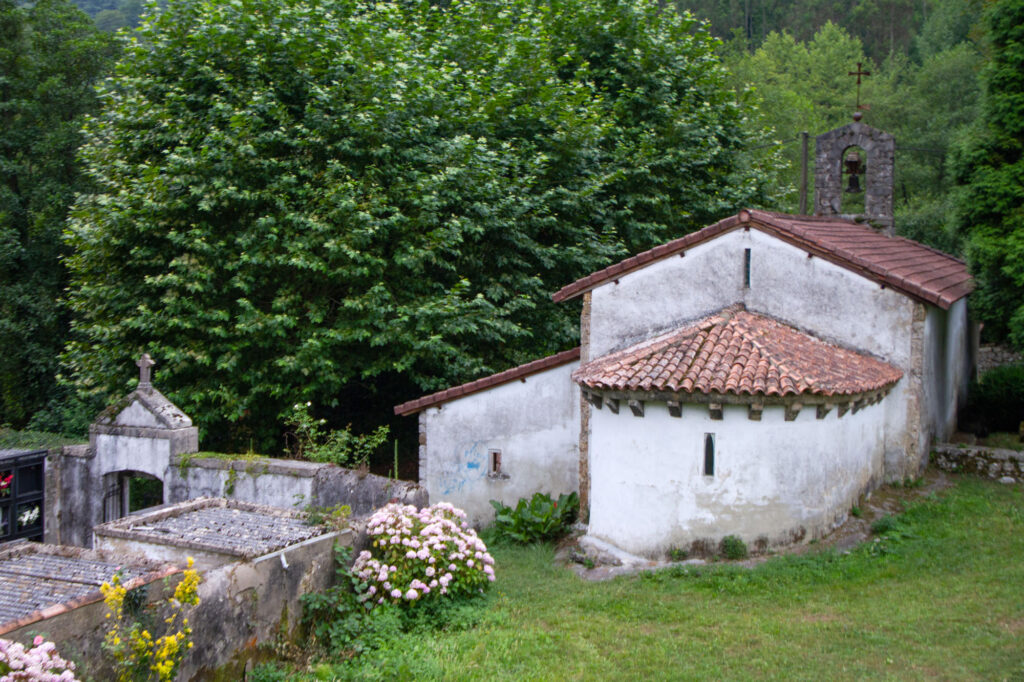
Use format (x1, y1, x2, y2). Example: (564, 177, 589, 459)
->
(814, 113, 895, 235)
(814, 64, 895, 235)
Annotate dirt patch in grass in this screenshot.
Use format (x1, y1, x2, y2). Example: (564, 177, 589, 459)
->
(999, 618, 1024, 634)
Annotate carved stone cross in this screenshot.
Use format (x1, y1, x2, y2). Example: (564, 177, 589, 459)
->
(137, 353, 155, 387)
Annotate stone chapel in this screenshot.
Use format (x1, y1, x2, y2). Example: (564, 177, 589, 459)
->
(395, 118, 975, 558)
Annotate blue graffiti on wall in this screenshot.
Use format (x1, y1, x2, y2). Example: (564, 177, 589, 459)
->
(438, 441, 488, 496)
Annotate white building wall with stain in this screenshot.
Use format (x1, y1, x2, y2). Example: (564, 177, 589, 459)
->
(589, 228, 915, 363)
(587, 227, 922, 478)
(921, 297, 972, 445)
(586, 400, 887, 558)
(421, 362, 580, 524)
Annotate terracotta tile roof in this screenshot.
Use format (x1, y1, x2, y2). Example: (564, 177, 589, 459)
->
(552, 209, 972, 309)
(394, 347, 581, 416)
(573, 305, 902, 398)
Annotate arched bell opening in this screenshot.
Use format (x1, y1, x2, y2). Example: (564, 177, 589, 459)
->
(840, 145, 868, 215)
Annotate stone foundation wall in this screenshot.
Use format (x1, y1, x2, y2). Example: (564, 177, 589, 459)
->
(932, 443, 1024, 483)
(977, 344, 1023, 376)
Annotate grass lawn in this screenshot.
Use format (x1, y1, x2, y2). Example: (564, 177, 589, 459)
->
(265, 475, 1024, 681)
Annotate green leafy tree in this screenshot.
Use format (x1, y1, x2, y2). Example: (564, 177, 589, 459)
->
(725, 23, 870, 210)
(951, 0, 1024, 348)
(0, 0, 116, 428)
(65, 0, 779, 451)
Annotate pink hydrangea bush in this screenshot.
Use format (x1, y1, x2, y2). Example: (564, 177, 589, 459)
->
(0, 636, 77, 681)
(353, 502, 495, 608)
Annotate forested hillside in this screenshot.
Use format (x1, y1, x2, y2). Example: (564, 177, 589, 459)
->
(717, 0, 985, 254)
(680, 0, 953, 61)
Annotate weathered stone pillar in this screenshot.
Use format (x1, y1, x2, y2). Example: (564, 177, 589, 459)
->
(578, 292, 592, 523)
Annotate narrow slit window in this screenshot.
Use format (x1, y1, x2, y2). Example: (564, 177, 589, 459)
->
(489, 449, 502, 476)
(743, 248, 751, 288)
(703, 434, 715, 477)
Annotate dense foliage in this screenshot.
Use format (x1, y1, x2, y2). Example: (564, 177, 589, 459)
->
(0, 0, 116, 429)
(951, 0, 1024, 348)
(960, 364, 1024, 434)
(63, 0, 778, 450)
(490, 491, 580, 544)
(299, 541, 489, 675)
(65, 0, 146, 30)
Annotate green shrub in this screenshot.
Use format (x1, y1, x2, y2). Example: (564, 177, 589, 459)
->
(300, 545, 404, 657)
(871, 515, 900, 535)
(961, 364, 1024, 434)
(668, 547, 689, 561)
(285, 402, 389, 468)
(490, 492, 579, 544)
(721, 535, 749, 560)
(302, 534, 488, 667)
(247, 663, 291, 682)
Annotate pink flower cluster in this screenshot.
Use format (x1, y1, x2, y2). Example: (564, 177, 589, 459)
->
(353, 502, 495, 608)
(0, 636, 77, 680)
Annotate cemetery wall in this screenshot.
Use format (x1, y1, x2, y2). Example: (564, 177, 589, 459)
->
(168, 454, 427, 515)
(931, 442, 1024, 483)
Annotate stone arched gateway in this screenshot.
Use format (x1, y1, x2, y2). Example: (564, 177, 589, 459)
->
(52, 356, 198, 546)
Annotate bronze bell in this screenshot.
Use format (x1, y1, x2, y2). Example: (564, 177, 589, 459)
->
(844, 150, 864, 194)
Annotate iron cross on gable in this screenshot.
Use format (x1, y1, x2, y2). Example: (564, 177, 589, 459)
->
(137, 353, 155, 386)
(849, 62, 871, 112)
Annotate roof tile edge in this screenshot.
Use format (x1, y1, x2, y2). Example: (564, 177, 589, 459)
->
(394, 347, 581, 416)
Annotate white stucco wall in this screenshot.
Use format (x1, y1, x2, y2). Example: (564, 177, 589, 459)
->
(589, 228, 915, 363)
(587, 227, 922, 477)
(922, 297, 971, 444)
(586, 400, 887, 557)
(421, 362, 580, 524)
(92, 434, 171, 482)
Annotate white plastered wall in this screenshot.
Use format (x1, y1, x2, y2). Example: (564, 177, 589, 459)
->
(587, 400, 887, 557)
(421, 362, 580, 524)
(588, 227, 920, 477)
(922, 297, 971, 445)
(92, 434, 171, 482)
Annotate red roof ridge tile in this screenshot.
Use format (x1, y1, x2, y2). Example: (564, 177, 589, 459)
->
(394, 347, 581, 416)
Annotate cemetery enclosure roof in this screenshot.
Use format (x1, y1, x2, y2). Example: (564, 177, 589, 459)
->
(574, 305, 903, 398)
(552, 209, 973, 309)
(0, 542, 175, 634)
(394, 347, 581, 416)
(94, 498, 330, 559)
